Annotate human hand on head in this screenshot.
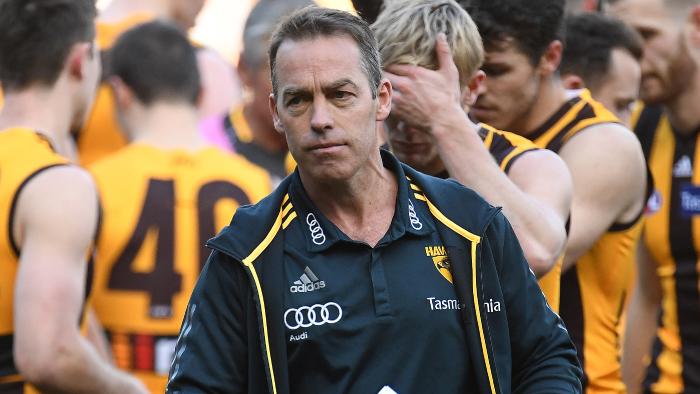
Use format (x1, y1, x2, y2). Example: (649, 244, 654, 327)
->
(384, 33, 465, 135)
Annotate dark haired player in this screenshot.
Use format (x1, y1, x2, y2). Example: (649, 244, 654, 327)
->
(89, 21, 271, 393)
(78, 0, 237, 166)
(459, 1, 649, 391)
(0, 0, 146, 392)
(561, 12, 644, 126)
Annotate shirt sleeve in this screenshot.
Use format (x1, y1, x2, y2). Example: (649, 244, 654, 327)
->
(486, 212, 583, 393)
(167, 250, 250, 393)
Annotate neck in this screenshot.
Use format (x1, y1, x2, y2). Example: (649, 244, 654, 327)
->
(665, 73, 700, 135)
(518, 76, 569, 136)
(0, 86, 78, 160)
(300, 150, 397, 246)
(128, 102, 209, 150)
(243, 104, 287, 153)
(100, 0, 169, 23)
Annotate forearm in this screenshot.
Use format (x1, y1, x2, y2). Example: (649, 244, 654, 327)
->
(19, 333, 144, 394)
(432, 115, 565, 276)
(622, 291, 660, 394)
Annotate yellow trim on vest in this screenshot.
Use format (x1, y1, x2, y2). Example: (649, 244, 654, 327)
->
(229, 107, 254, 144)
(414, 193, 427, 202)
(282, 211, 297, 229)
(240, 196, 291, 394)
(418, 194, 496, 394)
(282, 201, 293, 218)
(0, 374, 22, 384)
(537, 99, 588, 146)
(422, 197, 480, 243)
(471, 240, 497, 394)
(483, 128, 495, 149)
(499, 146, 527, 172)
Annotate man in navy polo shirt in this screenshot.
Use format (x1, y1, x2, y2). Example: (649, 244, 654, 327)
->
(167, 6, 581, 394)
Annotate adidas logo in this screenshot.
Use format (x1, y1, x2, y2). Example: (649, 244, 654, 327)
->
(290, 266, 326, 293)
(673, 155, 693, 178)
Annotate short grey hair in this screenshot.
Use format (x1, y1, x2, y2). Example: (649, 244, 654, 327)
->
(268, 6, 383, 98)
(242, 0, 313, 69)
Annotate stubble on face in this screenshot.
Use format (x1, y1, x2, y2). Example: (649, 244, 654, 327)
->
(471, 41, 541, 134)
(608, 0, 694, 105)
(272, 35, 383, 185)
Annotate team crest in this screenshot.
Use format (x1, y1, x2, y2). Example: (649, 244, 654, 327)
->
(432, 255, 453, 284)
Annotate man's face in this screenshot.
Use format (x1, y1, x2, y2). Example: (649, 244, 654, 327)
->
(384, 115, 444, 175)
(590, 48, 641, 126)
(609, 0, 691, 104)
(270, 35, 389, 183)
(472, 40, 541, 133)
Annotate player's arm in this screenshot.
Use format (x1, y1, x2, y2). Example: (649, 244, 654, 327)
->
(85, 307, 114, 363)
(12, 166, 147, 394)
(167, 250, 249, 393)
(622, 236, 661, 394)
(386, 36, 572, 277)
(557, 124, 647, 271)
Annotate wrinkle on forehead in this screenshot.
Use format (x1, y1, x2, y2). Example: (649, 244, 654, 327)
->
(274, 36, 366, 95)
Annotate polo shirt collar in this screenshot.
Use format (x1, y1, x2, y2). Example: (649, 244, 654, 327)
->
(287, 149, 434, 253)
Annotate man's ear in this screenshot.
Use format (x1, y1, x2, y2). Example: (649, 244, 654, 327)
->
(561, 73, 585, 90)
(462, 70, 486, 109)
(67, 42, 92, 81)
(375, 78, 392, 122)
(109, 76, 135, 110)
(538, 40, 563, 77)
(269, 93, 285, 133)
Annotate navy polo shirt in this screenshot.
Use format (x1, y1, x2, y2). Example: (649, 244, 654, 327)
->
(282, 153, 472, 393)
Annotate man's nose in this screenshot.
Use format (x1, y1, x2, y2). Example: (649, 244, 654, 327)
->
(310, 96, 334, 133)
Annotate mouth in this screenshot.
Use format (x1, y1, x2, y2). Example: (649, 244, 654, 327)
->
(471, 105, 497, 120)
(306, 142, 347, 155)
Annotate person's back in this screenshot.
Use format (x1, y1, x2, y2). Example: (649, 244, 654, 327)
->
(465, 0, 649, 392)
(78, 0, 238, 166)
(0, 0, 146, 392)
(89, 21, 270, 393)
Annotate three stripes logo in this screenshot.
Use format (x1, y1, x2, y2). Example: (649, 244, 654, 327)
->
(290, 266, 326, 293)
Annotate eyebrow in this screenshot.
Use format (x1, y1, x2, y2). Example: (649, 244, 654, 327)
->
(324, 79, 358, 92)
(281, 78, 359, 98)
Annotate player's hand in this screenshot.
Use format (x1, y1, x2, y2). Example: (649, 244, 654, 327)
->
(384, 33, 464, 136)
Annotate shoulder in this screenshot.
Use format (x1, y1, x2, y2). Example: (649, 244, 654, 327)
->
(563, 122, 643, 163)
(405, 165, 501, 233)
(208, 148, 270, 178)
(88, 145, 141, 175)
(16, 165, 98, 236)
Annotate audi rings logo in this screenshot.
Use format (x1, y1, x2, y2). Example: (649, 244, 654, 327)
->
(408, 200, 423, 230)
(284, 302, 343, 330)
(306, 213, 326, 245)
